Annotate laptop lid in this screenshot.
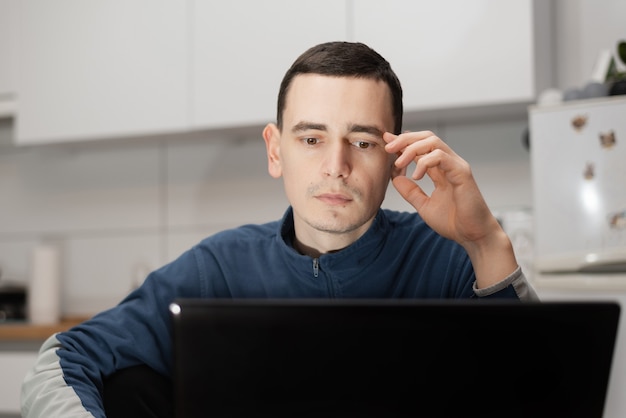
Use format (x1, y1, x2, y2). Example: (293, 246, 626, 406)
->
(170, 299, 620, 418)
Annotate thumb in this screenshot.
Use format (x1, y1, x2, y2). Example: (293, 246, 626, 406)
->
(392, 176, 429, 211)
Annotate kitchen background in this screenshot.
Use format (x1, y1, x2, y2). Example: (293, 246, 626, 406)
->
(0, 0, 625, 417)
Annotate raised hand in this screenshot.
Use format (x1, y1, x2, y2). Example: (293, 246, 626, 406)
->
(383, 131, 518, 288)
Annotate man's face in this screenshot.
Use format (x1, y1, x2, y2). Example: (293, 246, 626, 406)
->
(264, 74, 398, 251)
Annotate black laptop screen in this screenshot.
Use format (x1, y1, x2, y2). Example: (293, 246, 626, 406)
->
(171, 299, 620, 418)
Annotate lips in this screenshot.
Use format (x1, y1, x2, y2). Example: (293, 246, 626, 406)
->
(315, 192, 353, 206)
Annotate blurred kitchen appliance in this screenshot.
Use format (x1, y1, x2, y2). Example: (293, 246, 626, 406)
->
(529, 96, 626, 273)
(0, 284, 27, 322)
(28, 244, 61, 325)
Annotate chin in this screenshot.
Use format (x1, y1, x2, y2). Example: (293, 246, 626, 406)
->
(307, 213, 368, 235)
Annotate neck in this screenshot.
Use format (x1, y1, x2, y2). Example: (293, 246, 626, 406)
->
(293, 234, 354, 258)
(292, 222, 372, 258)
(293, 239, 324, 258)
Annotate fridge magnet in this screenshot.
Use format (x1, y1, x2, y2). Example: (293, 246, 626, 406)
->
(599, 130, 616, 149)
(583, 162, 595, 180)
(571, 115, 587, 131)
(608, 210, 626, 229)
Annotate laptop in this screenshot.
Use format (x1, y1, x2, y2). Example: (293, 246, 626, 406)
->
(170, 299, 620, 418)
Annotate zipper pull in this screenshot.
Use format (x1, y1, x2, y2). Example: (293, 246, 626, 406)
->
(313, 258, 319, 278)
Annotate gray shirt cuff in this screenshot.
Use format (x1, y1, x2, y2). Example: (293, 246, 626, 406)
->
(472, 266, 539, 301)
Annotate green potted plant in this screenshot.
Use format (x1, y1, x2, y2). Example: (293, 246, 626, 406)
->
(607, 40, 626, 96)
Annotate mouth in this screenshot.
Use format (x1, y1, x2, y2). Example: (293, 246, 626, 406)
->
(315, 193, 353, 206)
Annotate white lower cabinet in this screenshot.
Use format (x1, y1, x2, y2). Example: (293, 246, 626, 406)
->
(535, 277, 626, 418)
(0, 351, 38, 415)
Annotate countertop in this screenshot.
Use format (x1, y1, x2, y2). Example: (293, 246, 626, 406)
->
(0, 317, 89, 341)
(533, 272, 626, 292)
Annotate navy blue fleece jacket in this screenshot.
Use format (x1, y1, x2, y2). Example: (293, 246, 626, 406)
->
(22, 207, 537, 418)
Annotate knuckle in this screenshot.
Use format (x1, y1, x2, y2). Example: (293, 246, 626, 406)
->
(459, 160, 472, 175)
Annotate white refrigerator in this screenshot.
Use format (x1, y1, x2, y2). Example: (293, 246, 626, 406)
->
(529, 96, 626, 418)
(529, 96, 626, 274)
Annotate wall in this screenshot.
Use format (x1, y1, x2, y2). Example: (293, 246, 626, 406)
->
(0, 113, 531, 315)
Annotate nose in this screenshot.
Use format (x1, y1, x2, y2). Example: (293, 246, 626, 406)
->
(322, 141, 351, 179)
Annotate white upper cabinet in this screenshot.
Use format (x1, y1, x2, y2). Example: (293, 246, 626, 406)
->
(12, 0, 546, 144)
(190, 1, 348, 130)
(352, 0, 540, 113)
(0, 0, 18, 117)
(15, 1, 189, 144)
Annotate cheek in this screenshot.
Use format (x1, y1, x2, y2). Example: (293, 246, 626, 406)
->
(372, 175, 392, 195)
(367, 161, 394, 194)
(358, 166, 390, 192)
(363, 154, 394, 180)
(279, 157, 301, 181)
(280, 165, 309, 197)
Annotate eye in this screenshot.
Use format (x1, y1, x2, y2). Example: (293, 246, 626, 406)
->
(303, 137, 319, 145)
(353, 140, 372, 149)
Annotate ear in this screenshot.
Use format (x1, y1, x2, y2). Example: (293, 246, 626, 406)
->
(263, 123, 282, 179)
(383, 132, 407, 179)
(390, 154, 406, 179)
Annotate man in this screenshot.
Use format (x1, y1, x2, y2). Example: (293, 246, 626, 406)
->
(22, 41, 537, 418)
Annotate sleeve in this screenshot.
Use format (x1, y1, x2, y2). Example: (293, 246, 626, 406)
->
(472, 266, 539, 301)
(21, 334, 95, 418)
(21, 247, 206, 418)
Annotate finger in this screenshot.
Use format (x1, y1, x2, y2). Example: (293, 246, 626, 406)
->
(383, 132, 405, 162)
(384, 130, 441, 154)
(382, 132, 398, 144)
(411, 149, 443, 180)
(394, 138, 438, 168)
(383, 129, 413, 143)
(386, 132, 451, 170)
(413, 149, 470, 185)
(392, 175, 429, 211)
(384, 130, 431, 148)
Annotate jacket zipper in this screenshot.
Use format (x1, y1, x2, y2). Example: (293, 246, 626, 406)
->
(312, 258, 336, 298)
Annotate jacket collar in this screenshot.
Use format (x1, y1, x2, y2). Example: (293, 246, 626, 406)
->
(278, 206, 389, 271)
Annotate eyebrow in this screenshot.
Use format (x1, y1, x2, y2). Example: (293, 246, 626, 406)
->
(347, 124, 385, 138)
(291, 121, 327, 134)
(291, 121, 384, 138)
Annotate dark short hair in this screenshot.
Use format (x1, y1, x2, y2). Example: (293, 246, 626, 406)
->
(276, 41, 403, 134)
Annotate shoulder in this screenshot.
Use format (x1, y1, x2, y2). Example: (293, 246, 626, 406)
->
(380, 209, 430, 233)
(380, 208, 465, 253)
(196, 219, 282, 252)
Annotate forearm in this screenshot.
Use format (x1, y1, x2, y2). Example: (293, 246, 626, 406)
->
(462, 223, 519, 290)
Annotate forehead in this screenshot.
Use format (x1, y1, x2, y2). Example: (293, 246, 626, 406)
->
(283, 74, 394, 132)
